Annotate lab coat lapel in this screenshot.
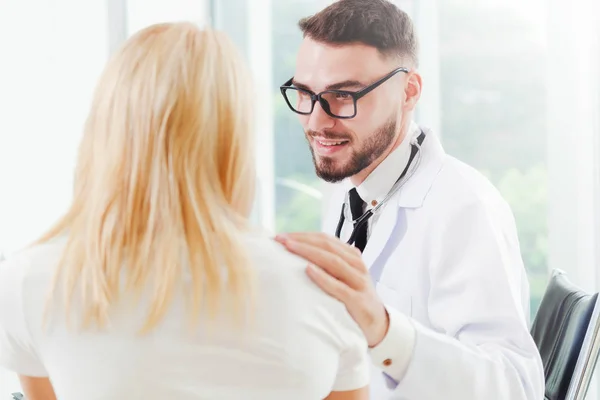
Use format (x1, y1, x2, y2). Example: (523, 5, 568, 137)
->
(362, 203, 399, 270)
(395, 128, 445, 208)
(363, 129, 445, 270)
(322, 183, 347, 234)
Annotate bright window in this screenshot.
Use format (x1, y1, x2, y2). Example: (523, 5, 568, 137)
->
(436, 0, 549, 314)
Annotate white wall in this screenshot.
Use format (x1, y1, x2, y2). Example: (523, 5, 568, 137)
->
(126, 0, 209, 34)
(0, 0, 109, 258)
(247, 0, 275, 233)
(546, 0, 600, 291)
(0, 0, 109, 393)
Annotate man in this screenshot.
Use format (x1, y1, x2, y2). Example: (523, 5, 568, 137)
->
(275, 0, 545, 399)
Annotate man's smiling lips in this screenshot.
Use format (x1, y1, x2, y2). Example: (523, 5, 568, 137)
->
(311, 137, 350, 156)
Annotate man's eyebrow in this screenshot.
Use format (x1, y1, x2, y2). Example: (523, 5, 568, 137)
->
(291, 79, 312, 91)
(291, 79, 366, 92)
(325, 80, 365, 91)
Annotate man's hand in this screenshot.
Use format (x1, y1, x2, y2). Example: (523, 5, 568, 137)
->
(275, 232, 389, 347)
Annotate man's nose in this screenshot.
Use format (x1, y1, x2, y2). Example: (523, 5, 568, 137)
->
(307, 100, 336, 132)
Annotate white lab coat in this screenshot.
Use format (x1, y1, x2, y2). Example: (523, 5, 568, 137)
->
(322, 129, 545, 399)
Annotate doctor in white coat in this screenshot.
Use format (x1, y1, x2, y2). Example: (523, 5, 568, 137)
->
(275, 0, 545, 399)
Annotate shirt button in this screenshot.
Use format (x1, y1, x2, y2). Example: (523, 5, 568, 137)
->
(371, 200, 378, 207)
(383, 358, 392, 367)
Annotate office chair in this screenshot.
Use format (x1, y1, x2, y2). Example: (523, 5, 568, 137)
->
(530, 269, 600, 400)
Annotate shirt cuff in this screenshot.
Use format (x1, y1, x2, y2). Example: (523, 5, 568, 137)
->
(368, 306, 416, 383)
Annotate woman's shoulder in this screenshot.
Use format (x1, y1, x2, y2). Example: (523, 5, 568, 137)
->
(241, 229, 309, 275)
(240, 230, 367, 352)
(241, 229, 348, 314)
(0, 238, 66, 291)
(0, 239, 65, 317)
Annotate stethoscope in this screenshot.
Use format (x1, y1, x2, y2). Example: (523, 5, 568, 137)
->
(335, 130, 426, 246)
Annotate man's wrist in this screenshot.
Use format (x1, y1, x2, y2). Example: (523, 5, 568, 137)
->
(368, 305, 391, 348)
(368, 306, 416, 383)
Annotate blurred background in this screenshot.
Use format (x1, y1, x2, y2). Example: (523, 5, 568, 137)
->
(0, 0, 599, 395)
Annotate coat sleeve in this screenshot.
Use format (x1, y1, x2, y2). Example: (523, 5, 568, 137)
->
(376, 197, 545, 400)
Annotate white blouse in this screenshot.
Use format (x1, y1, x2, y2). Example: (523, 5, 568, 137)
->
(0, 232, 369, 399)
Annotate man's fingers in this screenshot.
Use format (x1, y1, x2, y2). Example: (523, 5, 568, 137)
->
(284, 239, 364, 289)
(306, 263, 354, 304)
(275, 232, 365, 271)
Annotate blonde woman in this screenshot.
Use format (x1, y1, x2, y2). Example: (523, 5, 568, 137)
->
(0, 23, 369, 400)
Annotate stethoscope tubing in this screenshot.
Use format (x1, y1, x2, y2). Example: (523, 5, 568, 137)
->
(335, 130, 426, 245)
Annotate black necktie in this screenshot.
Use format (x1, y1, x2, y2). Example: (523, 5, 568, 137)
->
(348, 188, 368, 253)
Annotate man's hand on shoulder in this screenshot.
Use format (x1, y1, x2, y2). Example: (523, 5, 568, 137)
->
(275, 232, 389, 347)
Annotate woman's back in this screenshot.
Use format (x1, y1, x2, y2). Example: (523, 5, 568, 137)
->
(0, 232, 368, 399)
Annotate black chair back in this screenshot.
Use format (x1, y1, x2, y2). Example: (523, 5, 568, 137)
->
(531, 269, 600, 400)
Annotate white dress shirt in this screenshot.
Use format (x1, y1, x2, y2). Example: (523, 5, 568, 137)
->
(338, 121, 420, 241)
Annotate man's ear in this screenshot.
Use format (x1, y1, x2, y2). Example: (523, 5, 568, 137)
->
(404, 71, 422, 111)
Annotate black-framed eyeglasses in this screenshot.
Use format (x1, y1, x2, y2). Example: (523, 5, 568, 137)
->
(279, 67, 409, 119)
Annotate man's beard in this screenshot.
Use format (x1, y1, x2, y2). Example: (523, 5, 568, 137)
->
(307, 117, 397, 183)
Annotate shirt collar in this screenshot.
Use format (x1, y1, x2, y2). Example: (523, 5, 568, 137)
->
(354, 121, 421, 208)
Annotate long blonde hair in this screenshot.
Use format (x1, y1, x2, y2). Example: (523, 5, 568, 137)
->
(38, 22, 256, 332)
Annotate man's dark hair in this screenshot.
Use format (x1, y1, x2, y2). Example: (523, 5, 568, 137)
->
(298, 0, 419, 66)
